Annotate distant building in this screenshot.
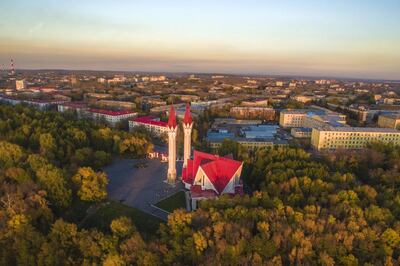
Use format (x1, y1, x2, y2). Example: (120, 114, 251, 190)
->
(96, 100, 136, 110)
(241, 99, 269, 107)
(129, 116, 168, 137)
(230, 106, 275, 120)
(57, 102, 88, 118)
(276, 81, 284, 87)
(97, 77, 106, 83)
(70, 76, 78, 85)
(378, 114, 400, 129)
(279, 109, 346, 128)
(207, 120, 287, 150)
(149, 75, 166, 82)
(89, 109, 136, 126)
(292, 95, 314, 103)
(15, 80, 27, 90)
(107, 75, 127, 84)
(311, 127, 400, 150)
(141, 95, 167, 108)
(0, 94, 68, 109)
(84, 93, 112, 101)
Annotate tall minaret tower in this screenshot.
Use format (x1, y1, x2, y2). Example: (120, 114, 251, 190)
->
(167, 105, 178, 184)
(182, 103, 193, 168)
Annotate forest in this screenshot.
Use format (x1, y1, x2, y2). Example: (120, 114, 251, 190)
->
(1, 103, 400, 265)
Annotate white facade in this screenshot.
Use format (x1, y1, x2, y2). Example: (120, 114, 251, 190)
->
(167, 126, 177, 183)
(90, 111, 137, 127)
(128, 120, 168, 137)
(183, 123, 193, 168)
(311, 127, 400, 150)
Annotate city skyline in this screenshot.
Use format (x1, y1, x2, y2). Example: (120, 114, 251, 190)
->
(1, 0, 400, 80)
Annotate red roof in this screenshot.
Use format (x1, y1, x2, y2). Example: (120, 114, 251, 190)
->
(182, 150, 242, 195)
(89, 108, 135, 116)
(183, 103, 193, 125)
(168, 105, 177, 128)
(131, 116, 167, 127)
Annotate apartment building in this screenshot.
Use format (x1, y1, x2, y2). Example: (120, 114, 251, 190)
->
(311, 127, 400, 150)
(230, 106, 275, 120)
(129, 116, 168, 137)
(378, 114, 400, 129)
(279, 109, 346, 128)
(279, 110, 308, 128)
(58, 102, 88, 118)
(89, 109, 137, 126)
(96, 100, 136, 110)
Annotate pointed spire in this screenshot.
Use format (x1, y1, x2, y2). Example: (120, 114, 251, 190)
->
(183, 103, 193, 125)
(168, 105, 177, 128)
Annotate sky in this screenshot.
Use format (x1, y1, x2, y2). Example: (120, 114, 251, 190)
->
(0, 0, 399, 79)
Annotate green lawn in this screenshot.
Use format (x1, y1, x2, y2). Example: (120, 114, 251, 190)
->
(155, 191, 186, 213)
(81, 200, 163, 239)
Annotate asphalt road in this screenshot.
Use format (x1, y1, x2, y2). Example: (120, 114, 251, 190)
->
(104, 158, 183, 220)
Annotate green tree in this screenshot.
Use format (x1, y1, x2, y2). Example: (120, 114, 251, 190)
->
(36, 165, 72, 208)
(72, 167, 108, 202)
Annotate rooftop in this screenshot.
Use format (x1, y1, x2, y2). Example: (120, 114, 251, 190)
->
(131, 116, 168, 127)
(317, 127, 400, 133)
(89, 108, 136, 116)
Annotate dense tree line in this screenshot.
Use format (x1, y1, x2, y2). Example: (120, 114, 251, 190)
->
(1, 103, 400, 265)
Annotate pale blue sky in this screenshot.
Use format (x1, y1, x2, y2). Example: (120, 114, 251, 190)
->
(0, 0, 399, 79)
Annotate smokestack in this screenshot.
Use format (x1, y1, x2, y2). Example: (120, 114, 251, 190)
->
(10, 59, 15, 75)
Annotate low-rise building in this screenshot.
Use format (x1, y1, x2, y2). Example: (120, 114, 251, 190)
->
(291, 128, 312, 138)
(279, 110, 307, 128)
(230, 106, 275, 120)
(129, 116, 168, 137)
(279, 109, 346, 128)
(207, 121, 288, 150)
(96, 100, 136, 110)
(241, 99, 269, 106)
(0, 94, 69, 109)
(378, 113, 400, 129)
(292, 95, 314, 103)
(311, 127, 400, 150)
(57, 102, 88, 118)
(89, 109, 137, 126)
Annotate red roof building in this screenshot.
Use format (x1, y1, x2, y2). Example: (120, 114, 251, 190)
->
(89, 108, 137, 127)
(129, 116, 168, 137)
(182, 150, 243, 209)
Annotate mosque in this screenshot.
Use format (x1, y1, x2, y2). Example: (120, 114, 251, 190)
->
(166, 104, 243, 209)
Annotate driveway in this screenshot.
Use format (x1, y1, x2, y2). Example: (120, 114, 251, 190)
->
(104, 158, 183, 220)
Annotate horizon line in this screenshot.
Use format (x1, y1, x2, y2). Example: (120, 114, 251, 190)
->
(9, 67, 400, 83)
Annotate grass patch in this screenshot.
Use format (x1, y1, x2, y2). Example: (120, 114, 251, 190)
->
(155, 191, 186, 213)
(81, 200, 163, 239)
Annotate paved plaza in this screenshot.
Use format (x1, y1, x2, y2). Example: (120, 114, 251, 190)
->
(104, 158, 184, 220)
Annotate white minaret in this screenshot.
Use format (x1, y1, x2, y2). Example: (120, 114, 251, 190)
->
(167, 105, 177, 184)
(182, 103, 193, 168)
